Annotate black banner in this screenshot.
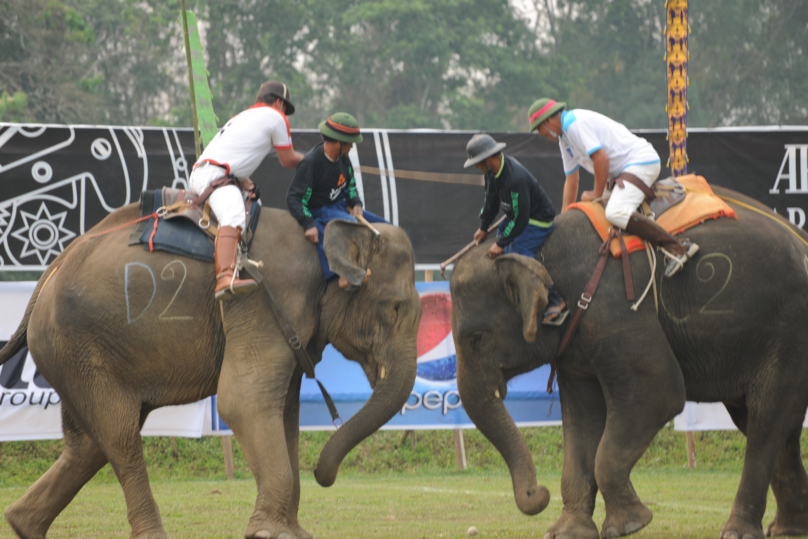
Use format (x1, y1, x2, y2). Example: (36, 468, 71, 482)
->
(0, 123, 805, 269)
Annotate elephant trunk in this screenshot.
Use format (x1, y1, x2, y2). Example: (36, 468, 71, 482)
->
(459, 365, 550, 515)
(314, 349, 417, 487)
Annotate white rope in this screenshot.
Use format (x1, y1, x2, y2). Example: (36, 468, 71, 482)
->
(631, 240, 657, 312)
(659, 246, 684, 273)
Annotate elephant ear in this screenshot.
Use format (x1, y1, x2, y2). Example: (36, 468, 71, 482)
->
(495, 254, 553, 343)
(323, 219, 376, 291)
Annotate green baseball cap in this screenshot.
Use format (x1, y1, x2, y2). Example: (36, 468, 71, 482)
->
(318, 112, 363, 144)
(528, 98, 566, 132)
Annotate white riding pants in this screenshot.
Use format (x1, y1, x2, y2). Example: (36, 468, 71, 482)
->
(188, 165, 247, 230)
(603, 162, 661, 229)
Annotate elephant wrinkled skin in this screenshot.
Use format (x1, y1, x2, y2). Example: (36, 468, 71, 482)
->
(0, 204, 421, 539)
(451, 187, 808, 539)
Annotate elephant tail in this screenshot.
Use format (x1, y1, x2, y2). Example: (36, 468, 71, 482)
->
(0, 261, 62, 366)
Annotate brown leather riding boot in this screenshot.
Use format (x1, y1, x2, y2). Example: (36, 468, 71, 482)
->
(214, 225, 257, 301)
(623, 212, 698, 277)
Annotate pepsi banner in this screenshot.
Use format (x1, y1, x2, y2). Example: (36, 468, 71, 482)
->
(0, 281, 559, 441)
(0, 123, 806, 271)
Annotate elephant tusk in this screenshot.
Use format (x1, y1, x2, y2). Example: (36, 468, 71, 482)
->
(494, 389, 500, 399)
(380, 366, 386, 380)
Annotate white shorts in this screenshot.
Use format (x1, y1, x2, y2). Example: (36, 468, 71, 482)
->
(603, 162, 662, 229)
(189, 165, 247, 230)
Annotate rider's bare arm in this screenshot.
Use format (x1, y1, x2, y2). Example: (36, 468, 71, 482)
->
(276, 147, 304, 169)
(562, 169, 580, 212)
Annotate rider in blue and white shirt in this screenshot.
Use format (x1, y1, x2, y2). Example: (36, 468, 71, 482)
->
(528, 98, 698, 277)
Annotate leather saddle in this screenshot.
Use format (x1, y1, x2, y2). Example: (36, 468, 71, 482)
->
(601, 174, 686, 219)
(160, 176, 258, 241)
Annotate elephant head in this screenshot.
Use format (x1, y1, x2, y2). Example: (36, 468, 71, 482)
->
(451, 249, 557, 515)
(313, 220, 421, 486)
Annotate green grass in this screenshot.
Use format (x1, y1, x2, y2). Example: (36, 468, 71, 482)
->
(0, 471, 796, 538)
(1, 426, 807, 537)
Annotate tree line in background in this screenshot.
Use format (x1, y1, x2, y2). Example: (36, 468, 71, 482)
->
(0, 0, 806, 130)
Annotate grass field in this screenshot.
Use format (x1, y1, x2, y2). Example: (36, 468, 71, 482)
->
(1, 426, 806, 538)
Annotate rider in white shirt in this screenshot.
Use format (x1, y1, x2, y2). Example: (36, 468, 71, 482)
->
(528, 98, 698, 277)
(190, 80, 304, 300)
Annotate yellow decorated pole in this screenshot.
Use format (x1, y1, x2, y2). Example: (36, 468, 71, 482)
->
(665, 0, 689, 177)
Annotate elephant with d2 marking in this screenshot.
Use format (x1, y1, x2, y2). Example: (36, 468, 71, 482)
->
(0, 204, 421, 539)
(450, 186, 808, 539)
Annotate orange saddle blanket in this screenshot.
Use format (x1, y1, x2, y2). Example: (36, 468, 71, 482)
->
(568, 174, 737, 258)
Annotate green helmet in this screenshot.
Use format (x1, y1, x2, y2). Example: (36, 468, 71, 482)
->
(463, 134, 506, 168)
(527, 98, 566, 133)
(319, 112, 363, 144)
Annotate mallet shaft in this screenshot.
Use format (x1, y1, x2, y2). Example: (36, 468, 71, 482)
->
(440, 215, 507, 277)
(356, 214, 381, 236)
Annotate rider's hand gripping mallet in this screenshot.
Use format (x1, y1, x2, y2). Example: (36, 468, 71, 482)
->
(439, 215, 506, 278)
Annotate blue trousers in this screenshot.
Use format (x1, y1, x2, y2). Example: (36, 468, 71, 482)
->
(311, 199, 388, 280)
(498, 220, 564, 309)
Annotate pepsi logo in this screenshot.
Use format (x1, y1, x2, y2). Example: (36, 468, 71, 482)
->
(416, 292, 456, 382)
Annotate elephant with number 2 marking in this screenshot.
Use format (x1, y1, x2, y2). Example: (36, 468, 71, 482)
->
(451, 186, 808, 539)
(1, 202, 421, 539)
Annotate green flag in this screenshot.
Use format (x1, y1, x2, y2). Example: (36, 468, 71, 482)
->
(184, 11, 218, 149)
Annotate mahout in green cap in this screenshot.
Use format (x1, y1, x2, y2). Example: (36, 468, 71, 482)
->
(318, 112, 363, 144)
(527, 98, 566, 133)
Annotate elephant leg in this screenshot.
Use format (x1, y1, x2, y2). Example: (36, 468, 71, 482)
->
(5, 406, 108, 539)
(766, 423, 808, 537)
(543, 374, 605, 539)
(217, 341, 302, 539)
(282, 368, 312, 539)
(721, 397, 808, 539)
(79, 394, 166, 539)
(594, 337, 686, 539)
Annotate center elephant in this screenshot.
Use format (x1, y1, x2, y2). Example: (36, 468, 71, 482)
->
(1, 203, 421, 539)
(450, 186, 808, 539)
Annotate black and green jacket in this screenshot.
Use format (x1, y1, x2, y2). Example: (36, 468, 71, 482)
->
(286, 142, 363, 230)
(479, 154, 556, 247)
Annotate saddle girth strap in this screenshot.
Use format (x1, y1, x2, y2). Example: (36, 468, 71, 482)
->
(609, 172, 656, 201)
(241, 263, 341, 423)
(548, 230, 616, 394)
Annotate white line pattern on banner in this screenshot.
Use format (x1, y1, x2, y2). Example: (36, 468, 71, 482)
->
(172, 129, 189, 189)
(0, 126, 75, 174)
(109, 128, 131, 207)
(123, 127, 148, 193)
(382, 131, 399, 226)
(373, 131, 390, 221)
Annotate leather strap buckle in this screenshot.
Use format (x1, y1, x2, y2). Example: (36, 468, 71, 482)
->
(578, 293, 592, 310)
(289, 335, 302, 350)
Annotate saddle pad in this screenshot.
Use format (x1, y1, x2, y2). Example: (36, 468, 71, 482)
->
(128, 188, 261, 262)
(568, 174, 737, 258)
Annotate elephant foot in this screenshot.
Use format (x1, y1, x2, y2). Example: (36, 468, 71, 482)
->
(5, 502, 48, 539)
(246, 519, 312, 539)
(543, 510, 600, 539)
(601, 500, 653, 538)
(766, 512, 808, 537)
(130, 532, 169, 539)
(720, 515, 764, 539)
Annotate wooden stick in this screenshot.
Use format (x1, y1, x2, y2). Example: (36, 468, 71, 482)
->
(359, 166, 483, 187)
(356, 214, 380, 236)
(440, 215, 507, 278)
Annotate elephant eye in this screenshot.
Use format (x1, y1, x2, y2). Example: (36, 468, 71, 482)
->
(470, 333, 483, 352)
(394, 303, 400, 312)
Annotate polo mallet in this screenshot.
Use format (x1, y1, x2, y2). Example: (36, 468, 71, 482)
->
(440, 215, 507, 278)
(356, 214, 380, 236)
